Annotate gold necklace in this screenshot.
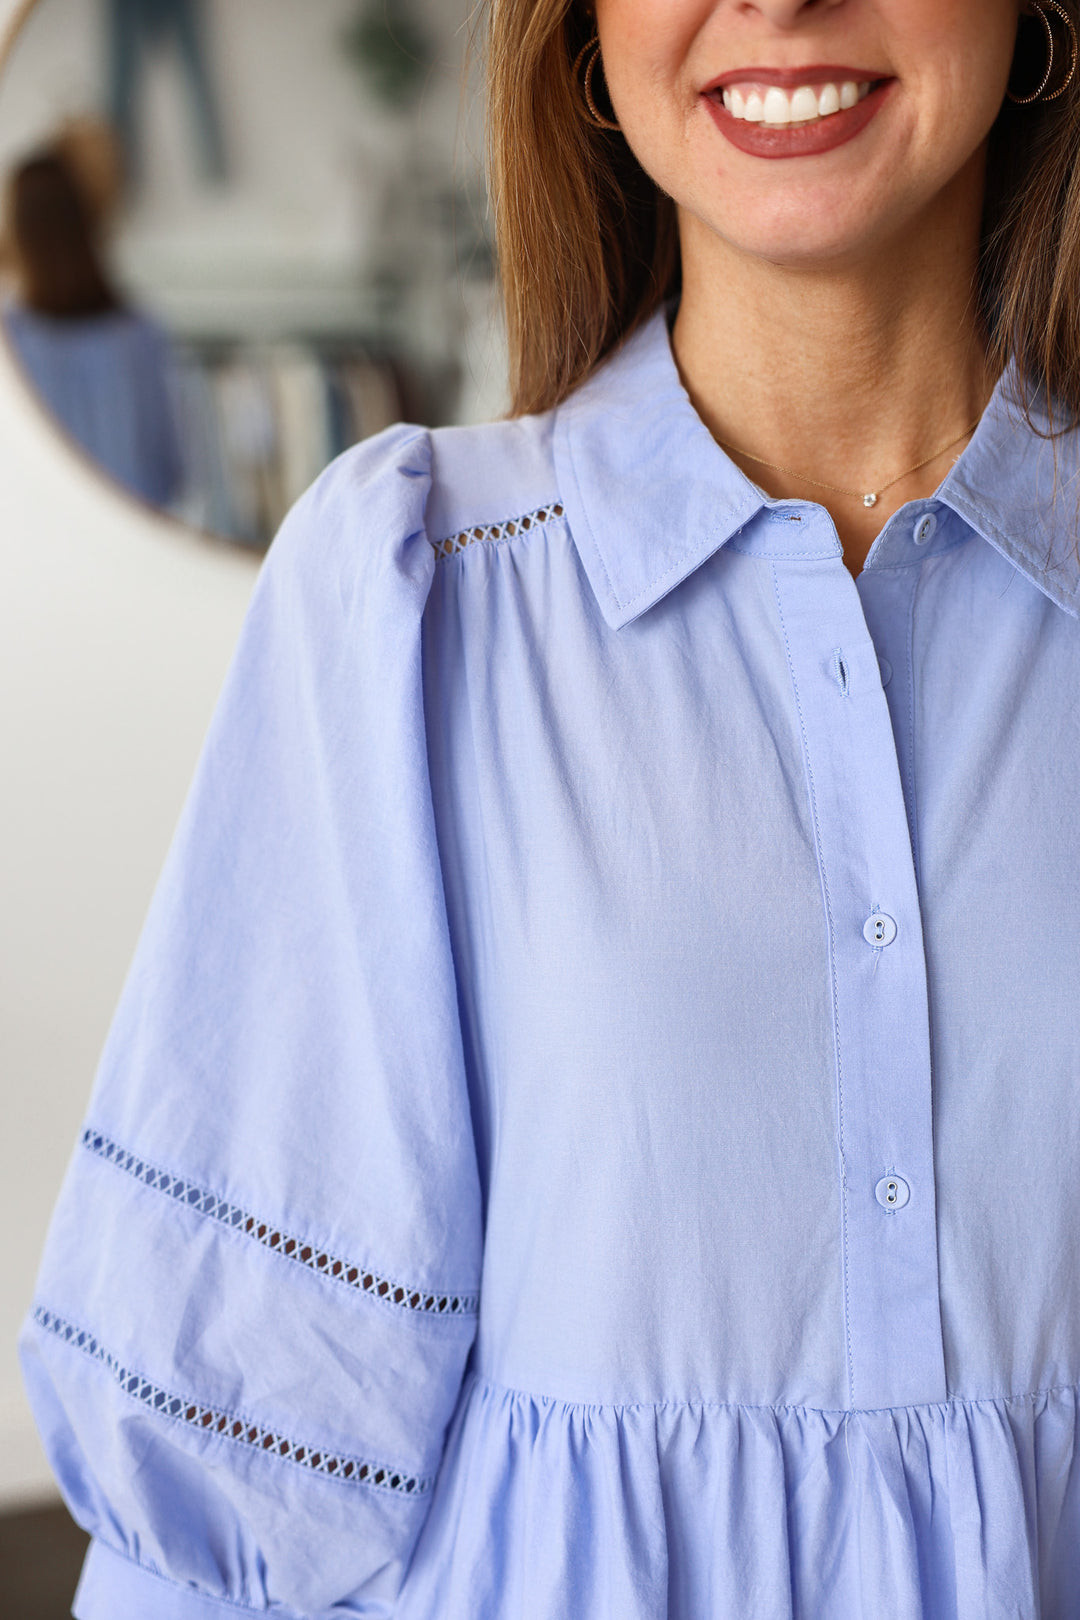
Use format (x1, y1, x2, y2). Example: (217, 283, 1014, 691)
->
(717, 417, 983, 509)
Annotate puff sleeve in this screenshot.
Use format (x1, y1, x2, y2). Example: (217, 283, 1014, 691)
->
(19, 426, 483, 1619)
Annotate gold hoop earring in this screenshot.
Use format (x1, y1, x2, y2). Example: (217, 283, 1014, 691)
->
(574, 35, 621, 132)
(1007, 0, 1078, 104)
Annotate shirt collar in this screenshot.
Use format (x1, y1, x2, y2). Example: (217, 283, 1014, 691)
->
(553, 307, 1080, 629)
(936, 376, 1080, 618)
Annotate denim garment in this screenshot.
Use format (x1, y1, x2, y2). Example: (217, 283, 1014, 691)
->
(108, 0, 226, 180)
(20, 309, 1080, 1619)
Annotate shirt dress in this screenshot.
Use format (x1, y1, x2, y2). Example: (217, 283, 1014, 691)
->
(20, 308, 1080, 1620)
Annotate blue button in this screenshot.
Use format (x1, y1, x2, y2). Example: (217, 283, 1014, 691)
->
(875, 1174, 910, 1210)
(877, 656, 892, 688)
(863, 912, 897, 947)
(913, 512, 938, 546)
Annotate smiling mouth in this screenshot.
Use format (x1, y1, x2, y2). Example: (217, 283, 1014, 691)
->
(719, 79, 877, 126)
(702, 68, 894, 158)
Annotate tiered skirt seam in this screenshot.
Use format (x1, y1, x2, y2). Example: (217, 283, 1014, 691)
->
(469, 1370, 1080, 1419)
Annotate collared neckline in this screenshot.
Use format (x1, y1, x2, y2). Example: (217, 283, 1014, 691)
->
(553, 310, 765, 630)
(553, 308, 1080, 628)
(936, 376, 1080, 617)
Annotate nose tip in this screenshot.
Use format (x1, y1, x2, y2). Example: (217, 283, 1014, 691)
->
(736, 0, 846, 25)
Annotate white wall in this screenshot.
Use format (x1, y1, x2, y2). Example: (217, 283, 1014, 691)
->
(0, 324, 260, 1507)
(0, 0, 257, 1506)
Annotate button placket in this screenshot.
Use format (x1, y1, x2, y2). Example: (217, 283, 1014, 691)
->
(772, 551, 946, 1410)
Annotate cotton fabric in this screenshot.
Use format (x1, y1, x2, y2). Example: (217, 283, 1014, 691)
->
(20, 309, 1080, 1619)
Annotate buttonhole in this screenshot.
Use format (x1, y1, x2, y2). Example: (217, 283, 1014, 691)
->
(833, 649, 850, 696)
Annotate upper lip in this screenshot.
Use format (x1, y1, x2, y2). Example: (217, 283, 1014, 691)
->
(704, 65, 890, 92)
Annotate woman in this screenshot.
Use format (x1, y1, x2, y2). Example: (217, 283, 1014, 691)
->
(20, 1, 1080, 1616)
(2, 146, 183, 509)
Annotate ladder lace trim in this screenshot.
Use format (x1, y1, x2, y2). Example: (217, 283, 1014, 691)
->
(32, 1308, 431, 1496)
(432, 501, 566, 560)
(81, 1128, 478, 1318)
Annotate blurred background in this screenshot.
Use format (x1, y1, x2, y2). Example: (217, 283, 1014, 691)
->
(0, 0, 502, 546)
(0, 0, 499, 1611)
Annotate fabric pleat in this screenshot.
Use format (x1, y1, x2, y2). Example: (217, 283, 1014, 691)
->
(397, 1377, 1080, 1620)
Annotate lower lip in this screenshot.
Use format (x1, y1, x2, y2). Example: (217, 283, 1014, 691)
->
(705, 80, 892, 160)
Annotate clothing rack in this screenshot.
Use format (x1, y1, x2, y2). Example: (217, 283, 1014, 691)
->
(169, 334, 406, 548)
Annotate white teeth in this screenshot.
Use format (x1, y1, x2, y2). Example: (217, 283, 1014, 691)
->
(789, 85, 819, 123)
(762, 86, 791, 124)
(721, 78, 874, 124)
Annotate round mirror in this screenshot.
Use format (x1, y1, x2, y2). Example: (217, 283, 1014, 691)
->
(0, 0, 503, 548)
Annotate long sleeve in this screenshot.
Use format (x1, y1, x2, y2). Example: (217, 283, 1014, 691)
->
(20, 424, 483, 1618)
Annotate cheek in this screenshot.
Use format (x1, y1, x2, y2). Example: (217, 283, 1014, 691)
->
(900, 10, 1018, 178)
(888, 0, 1019, 104)
(596, 0, 708, 52)
(596, 0, 706, 107)
(890, 0, 1007, 40)
(597, 1, 709, 184)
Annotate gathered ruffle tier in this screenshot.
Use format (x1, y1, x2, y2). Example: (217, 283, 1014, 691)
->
(397, 1373, 1080, 1620)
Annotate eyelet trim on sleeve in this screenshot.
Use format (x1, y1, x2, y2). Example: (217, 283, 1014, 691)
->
(32, 1308, 432, 1495)
(432, 501, 565, 560)
(81, 1128, 478, 1317)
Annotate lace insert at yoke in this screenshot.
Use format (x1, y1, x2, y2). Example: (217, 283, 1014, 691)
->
(82, 1129, 478, 1317)
(432, 501, 565, 560)
(33, 1308, 430, 1495)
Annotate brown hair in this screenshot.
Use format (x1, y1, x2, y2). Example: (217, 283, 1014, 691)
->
(6, 150, 120, 319)
(487, 0, 1080, 425)
(486, 0, 678, 417)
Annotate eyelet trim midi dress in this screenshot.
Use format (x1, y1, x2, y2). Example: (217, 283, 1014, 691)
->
(21, 310, 1080, 1620)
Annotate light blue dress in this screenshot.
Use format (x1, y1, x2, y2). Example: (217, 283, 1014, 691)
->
(20, 309, 1080, 1619)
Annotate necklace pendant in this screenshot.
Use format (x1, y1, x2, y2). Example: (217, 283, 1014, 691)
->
(863, 492, 879, 508)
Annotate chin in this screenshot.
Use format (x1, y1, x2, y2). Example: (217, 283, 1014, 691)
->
(688, 188, 903, 272)
(738, 224, 882, 269)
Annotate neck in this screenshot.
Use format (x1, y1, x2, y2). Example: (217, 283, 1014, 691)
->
(671, 160, 997, 574)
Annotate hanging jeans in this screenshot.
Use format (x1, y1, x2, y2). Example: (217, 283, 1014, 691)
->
(108, 0, 227, 181)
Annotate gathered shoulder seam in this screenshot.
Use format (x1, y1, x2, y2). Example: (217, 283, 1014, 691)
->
(431, 500, 565, 560)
